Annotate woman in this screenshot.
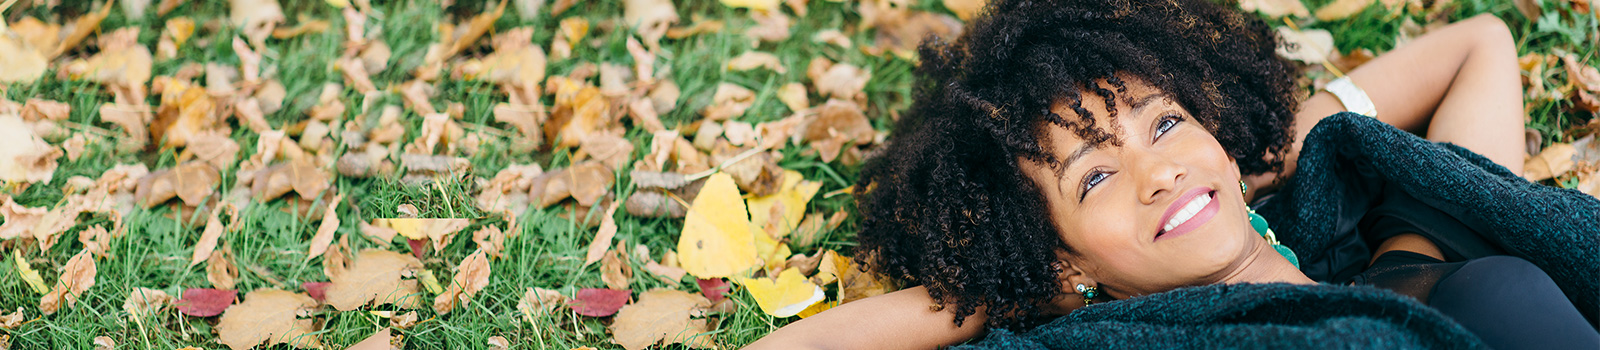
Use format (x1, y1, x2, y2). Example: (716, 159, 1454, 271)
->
(749, 0, 1598, 348)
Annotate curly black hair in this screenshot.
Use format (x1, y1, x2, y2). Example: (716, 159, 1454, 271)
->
(852, 0, 1302, 329)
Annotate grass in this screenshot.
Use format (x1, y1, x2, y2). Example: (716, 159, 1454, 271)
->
(1, 0, 1595, 349)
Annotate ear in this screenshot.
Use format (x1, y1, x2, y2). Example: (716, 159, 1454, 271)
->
(1042, 251, 1099, 315)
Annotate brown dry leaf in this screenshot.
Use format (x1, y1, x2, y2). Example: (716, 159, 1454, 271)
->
(0, 114, 61, 184)
(182, 133, 242, 171)
(67, 28, 154, 89)
(123, 287, 173, 325)
(51, 1, 114, 58)
(487, 336, 510, 350)
(1561, 54, 1600, 113)
(610, 289, 716, 350)
(40, 249, 97, 315)
(579, 132, 637, 172)
(585, 203, 623, 266)
(777, 83, 810, 113)
(530, 162, 616, 208)
(472, 224, 508, 258)
(271, 18, 332, 39)
(465, 28, 547, 87)
(230, 0, 286, 45)
(348, 327, 395, 350)
(804, 99, 876, 145)
(135, 161, 221, 208)
(306, 194, 344, 261)
(814, 63, 870, 101)
(727, 51, 787, 73)
(433, 249, 492, 314)
(868, 11, 961, 59)
(215, 289, 322, 350)
(0, 308, 22, 329)
(639, 245, 688, 285)
(1239, 0, 1312, 17)
(747, 10, 791, 43)
(93, 336, 114, 350)
(1524, 143, 1575, 181)
(100, 102, 151, 148)
(1275, 27, 1337, 64)
(20, 99, 70, 121)
(0, 196, 82, 251)
(372, 218, 471, 252)
(601, 248, 634, 290)
(667, 19, 726, 39)
(944, 0, 988, 21)
(1315, 0, 1377, 20)
(626, 190, 688, 218)
(550, 17, 591, 60)
(78, 225, 112, 258)
(701, 83, 756, 121)
(517, 287, 567, 323)
(723, 152, 785, 196)
(326, 249, 426, 311)
(838, 259, 891, 303)
(191, 210, 226, 266)
(207, 246, 239, 290)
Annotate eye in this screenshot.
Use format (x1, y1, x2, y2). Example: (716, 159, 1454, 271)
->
(1154, 114, 1184, 140)
(1080, 169, 1111, 201)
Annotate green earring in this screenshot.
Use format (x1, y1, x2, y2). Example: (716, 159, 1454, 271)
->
(1075, 283, 1099, 305)
(1242, 181, 1299, 269)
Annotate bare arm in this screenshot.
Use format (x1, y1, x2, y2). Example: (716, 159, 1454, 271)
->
(743, 286, 988, 350)
(1245, 14, 1525, 199)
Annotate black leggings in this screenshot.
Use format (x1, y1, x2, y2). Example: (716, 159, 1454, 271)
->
(1359, 252, 1599, 349)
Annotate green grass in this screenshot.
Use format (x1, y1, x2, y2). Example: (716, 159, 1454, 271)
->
(1, 0, 1595, 349)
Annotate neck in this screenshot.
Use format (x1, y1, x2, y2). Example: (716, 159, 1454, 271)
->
(1217, 240, 1316, 285)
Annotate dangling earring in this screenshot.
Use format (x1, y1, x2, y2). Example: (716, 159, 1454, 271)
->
(1075, 283, 1099, 305)
(1241, 181, 1299, 269)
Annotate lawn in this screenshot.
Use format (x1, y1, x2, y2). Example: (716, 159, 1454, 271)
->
(0, 0, 1595, 349)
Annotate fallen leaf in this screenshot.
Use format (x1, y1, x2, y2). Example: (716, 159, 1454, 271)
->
(746, 10, 792, 43)
(570, 288, 630, 317)
(306, 194, 344, 261)
(175, 288, 237, 317)
(40, 249, 97, 315)
(740, 268, 825, 317)
(13, 251, 49, 294)
(0, 308, 22, 329)
(371, 218, 471, 252)
(20, 99, 69, 121)
(0, 28, 49, 83)
(814, 63, 870, 101)
(302, 282, 332, 303)
(701, 83, 756, 121)
(1275, 27, 1337, 64)
(433, 249, 492, 314)
(135, 161, 221, 208)
(585, 203, 623, 265)
(1561, 54, 1600, 113)
(777, 83, 810, 113)
(747, 170, 823, 240)
(0, 114, 62, 184)
(579, 132, 637, 172)
(721, 0, 780, 10)
(727, 51, 787, 73)
(207, 246, 239, 290)
(838, 259, 891, 303)
(123, 287, 173, 325)
(696, 278, 731, 302)
(348, 327, 393, 350)
(51, 1, 114, 58)
(1315, 0, 1376, 20)
(601, 248, 634, 290)
(215, 289, 322, 350)
(191, 210, 226, 266)
(1239, 0, 1311, 18)
(944, 0, 988, 21)
(1525, 143, 1575, 181)
(230, 0, 286, 44)
(325, 249, 426, 311)
(610, 289, 716, 350)
(94, 336, 114, 350)
(677, 173, 764, 279)
(517, 287, 567, 323)
(472, 224, 508, 258)
(804, 99, 876, 145)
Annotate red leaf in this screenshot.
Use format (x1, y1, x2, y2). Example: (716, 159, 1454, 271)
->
(302, 282, 332, 303)
(696, 278, 730, 302)
(176, 288, 238, 317)
(407, 238, 428, 259)
(569, 288, 630, 317)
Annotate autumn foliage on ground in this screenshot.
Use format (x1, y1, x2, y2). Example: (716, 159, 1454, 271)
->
(0, 0, 1595, 349)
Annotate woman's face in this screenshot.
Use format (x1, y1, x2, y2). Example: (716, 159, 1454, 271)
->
(1019, 78, 1262, 300)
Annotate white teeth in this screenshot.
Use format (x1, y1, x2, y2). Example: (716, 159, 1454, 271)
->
(1163, 193, 1212, 232)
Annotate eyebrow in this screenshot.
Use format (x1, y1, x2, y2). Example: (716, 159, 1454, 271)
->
(1129, 93, 1167, 116)
(1058, 93, 1167, 173)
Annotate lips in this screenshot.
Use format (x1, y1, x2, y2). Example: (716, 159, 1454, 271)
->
(1155, 187, 1219, 241)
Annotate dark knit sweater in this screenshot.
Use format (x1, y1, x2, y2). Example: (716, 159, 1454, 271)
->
(957, 113, 1600, 349)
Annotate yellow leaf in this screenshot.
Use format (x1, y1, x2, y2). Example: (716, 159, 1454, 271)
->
(1314, 0, 1375, 21)
(325, 0, 351, 8)
(796, 300, 836, 318)
(739, 268, 824, 318)
(677, 173, 762, 278)
(373, 218, 471, 251)
(14, 250, 49, 294)
(747, 170, 822, 240)
(720, 0, 780, 11)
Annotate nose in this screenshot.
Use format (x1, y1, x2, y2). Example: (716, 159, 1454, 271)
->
(1133, 150, 1185, 205)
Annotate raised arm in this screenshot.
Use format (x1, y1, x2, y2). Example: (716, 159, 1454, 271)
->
(1246, 14, 1525, 199)
(743, 286, 988, 350)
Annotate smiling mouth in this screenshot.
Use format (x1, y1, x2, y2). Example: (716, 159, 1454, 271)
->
(1155, 188, 1218, 241)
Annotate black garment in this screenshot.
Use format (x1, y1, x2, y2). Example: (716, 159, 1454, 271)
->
(1355, 251, 1600, 350)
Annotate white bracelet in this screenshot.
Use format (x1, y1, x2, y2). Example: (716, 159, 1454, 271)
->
(1324, 76, 1378, 118)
